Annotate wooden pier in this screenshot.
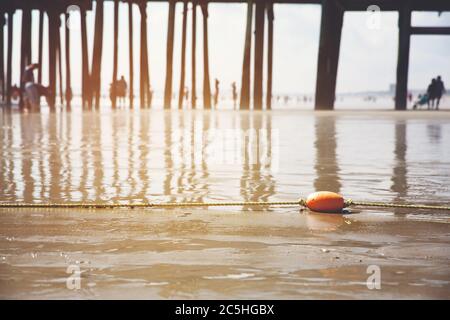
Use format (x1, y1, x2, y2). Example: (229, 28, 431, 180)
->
(0, 0, 449, 110)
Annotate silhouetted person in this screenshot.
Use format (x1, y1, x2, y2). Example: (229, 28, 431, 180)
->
(184, 87, 189, 107)
(427, 78, 437, 109)
(21, 63, 51, 110)
(214, 78, 220, 107)
(284, 95, 290, 106)
(149, 86, 154, 108)
(435, 76, 445, 110)
(22, 64, 37, 84)
(231, 82, 238, 109)
(408, 92, 413, 104)
(116, 76, 127, 107)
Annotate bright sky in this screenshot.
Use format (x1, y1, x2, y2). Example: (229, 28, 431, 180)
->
(5, 2, 450, 97)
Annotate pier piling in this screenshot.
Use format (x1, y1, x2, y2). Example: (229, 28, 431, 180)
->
(0, 14, 5, 101)
(48, 9, 59, 109)
(6, 10, 13, 106)
(178, 1, 188, 109)
(164, 0, 176, 109)
(65, 12, 72, 108)
(266, 1, 274, 110)
(191, 1, 197, 108)
(57, 18, 64, 106)
(395, 5, 411, 111)
(240, 0, 253, 110)
(20, 8, 32, 108)
(139, 1, 150, 108)
(314, 0, 344, 110)
(253, 2, 265, 110)
(37, 10, 44, 85)
(80, 7, 90, 108)
(201, 2, 211, 109)
(128, 0, 134, 107)
(91, 0, 104, 109)
(112, 0, 119, 108)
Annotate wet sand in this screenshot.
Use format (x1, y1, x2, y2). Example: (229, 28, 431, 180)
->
(0, 109, 449, 299)
(0, 207, 449, 299)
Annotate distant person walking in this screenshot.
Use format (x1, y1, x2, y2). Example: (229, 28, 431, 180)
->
(214, 78, 220, 108)
(427, 78, 437, 109)
(149, 85, 154, 109)
(117, 76, 127, 107)
(435, 76, 446, 110)
(110, 76, 127, 108)
(231, 82, 238, 109)
(184, 87, 189, 107)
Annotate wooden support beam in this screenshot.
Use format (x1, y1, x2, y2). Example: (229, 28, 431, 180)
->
(410, 26, 450, 35)
(144, 22, 151, 108)
(37, 10, 44, 84)
(139, 1, 150, 108)
(111, 0, 119, 109)
(395, 6, 411, 111)
(191, 1, 197, 108)
(240, 0, 253, 110)
(0, 14, 5, 101)
(6, 11, 13, 105)
(201, 2, 211, 109)
(253, 2, 265, 110)
(20, 8, 32, 109)
(164, 0, 176, 109)
(128, 0, 134, 107)
(20, 9, 32, 70)
(65, 12, 72, 109)
(266, 1, 274, 110)
(178, 1, 188, 109)
(48, 10, 58, 109)
(80, 7, 90, 108)
(91, 0, 104, 109)
(57, 17, 64, 106)
(314, 0, 344, 110)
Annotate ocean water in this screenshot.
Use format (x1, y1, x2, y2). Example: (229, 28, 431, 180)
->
(0, 108, 449, 299)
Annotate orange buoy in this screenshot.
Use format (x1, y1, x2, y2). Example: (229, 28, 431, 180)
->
(305, 191, 345, 213)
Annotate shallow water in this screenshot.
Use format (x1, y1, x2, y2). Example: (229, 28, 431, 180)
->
(0, 108, 449, 299)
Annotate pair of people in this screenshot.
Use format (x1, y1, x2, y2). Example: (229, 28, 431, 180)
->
(110, 76, 128, 107)
(426, 76, 446, 110)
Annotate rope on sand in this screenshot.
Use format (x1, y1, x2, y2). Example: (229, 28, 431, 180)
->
(0, 191, 449, 212)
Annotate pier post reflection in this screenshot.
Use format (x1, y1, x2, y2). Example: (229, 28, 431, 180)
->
(313, 115, 341, 193)
(391, 121, 408, 202)
(239, 112, 276, 209)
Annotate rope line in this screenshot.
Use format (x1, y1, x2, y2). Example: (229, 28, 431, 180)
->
(0, 199, 449, 211)
(0, 200, 303, 209)
(345, 200, 450, 211)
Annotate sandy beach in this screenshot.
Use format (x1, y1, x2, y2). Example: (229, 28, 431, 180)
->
(0, 206, 449, 299)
